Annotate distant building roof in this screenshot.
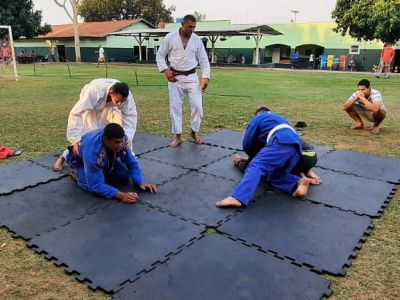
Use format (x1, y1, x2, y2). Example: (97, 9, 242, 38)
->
(111, 24, 282, 37)
(39, 19, 154, 39)
(266, 22, 384, 49)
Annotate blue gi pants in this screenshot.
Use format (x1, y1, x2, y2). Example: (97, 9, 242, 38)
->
(232, 141, 301, 206)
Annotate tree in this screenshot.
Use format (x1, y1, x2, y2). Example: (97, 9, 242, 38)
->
(78, 0, 174, 26)
(332, 0, 400, 43)
(54, 0, 82, 62)
(193, 12, 206, 21)
(0, 0, 51, 40)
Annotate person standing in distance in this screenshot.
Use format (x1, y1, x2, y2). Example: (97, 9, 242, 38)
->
(156, 14, 211, 147)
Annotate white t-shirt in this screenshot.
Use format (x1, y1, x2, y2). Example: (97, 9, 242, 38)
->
(99, 47, 105, 59)
(347, 89, 386, 111)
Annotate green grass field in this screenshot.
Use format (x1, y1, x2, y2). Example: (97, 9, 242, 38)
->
(0, 63, 399, 299)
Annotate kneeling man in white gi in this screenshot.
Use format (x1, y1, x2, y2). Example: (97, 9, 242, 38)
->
(53, 78, 137, 171)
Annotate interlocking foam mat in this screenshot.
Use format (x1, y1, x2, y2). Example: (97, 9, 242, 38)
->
(113, 234, 332, 300)
(1, 130, 399, 298)
(318, 149, 400, 183)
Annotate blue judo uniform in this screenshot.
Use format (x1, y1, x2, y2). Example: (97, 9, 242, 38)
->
(66, 128, 143, 198)
(232, 111, 302, 206)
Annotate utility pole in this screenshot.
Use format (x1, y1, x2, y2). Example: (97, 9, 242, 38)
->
(290, 10, 299, 22)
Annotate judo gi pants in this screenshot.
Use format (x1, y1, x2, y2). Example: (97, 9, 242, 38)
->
(232, 142, 301, 206)
(168, 80, 203, 134)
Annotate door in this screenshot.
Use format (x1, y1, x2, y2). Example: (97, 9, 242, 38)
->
(272, 48, 280, 63)
(57, 45, 66, 62)
(133, 46, 147, 61)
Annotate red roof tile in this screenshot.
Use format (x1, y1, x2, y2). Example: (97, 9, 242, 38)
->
(39, 19, 151, 39)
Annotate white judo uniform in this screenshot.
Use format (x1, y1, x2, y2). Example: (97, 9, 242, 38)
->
(67, 78, 137, 145)
(156, 30, 210, 134)
(98, 47, 105, 60)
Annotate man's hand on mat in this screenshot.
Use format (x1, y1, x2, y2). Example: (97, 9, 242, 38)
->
(72, 142, 80, 156)
(117, 191, 139, 203)
(139, 183, 158, 193)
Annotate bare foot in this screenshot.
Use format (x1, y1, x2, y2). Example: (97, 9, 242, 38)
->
(292, 177, 312, 198)
(170, 138, 183, 147)
(53, 155, 65, 172)
(70, 171, 78, 181)
(191, 130, 201, 144)
(215, 196, 243, 208)
(232, 154, 245, 166)
(371, 127, 380, 134)
(305, 169, 322, 185)
(350, 124, 364, 130)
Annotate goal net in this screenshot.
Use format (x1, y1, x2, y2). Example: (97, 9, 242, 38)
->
(0, 25, 18, 81)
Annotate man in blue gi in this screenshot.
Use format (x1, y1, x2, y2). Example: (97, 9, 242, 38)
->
(66, 123, 157, 203)
(215, 107, 314, 208)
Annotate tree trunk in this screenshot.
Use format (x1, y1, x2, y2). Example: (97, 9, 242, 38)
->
(54, 0, 81, 62)
(71, 1, 81, 62)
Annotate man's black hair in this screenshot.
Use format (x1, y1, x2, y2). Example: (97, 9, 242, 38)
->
(103, 123, 125, 139)
(357, 79, 370, 88)
(183, 14, 196, 23)
(110, 82, 129, 98)
(255, 107, 271, 115)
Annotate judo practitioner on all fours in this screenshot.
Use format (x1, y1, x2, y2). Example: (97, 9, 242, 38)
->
(66, 123, 157, 203)
(216, 107, 321, 208)
(53, 78, 138, 171)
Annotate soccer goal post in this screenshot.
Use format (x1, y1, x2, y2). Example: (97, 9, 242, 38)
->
(0, 25, 18, 81)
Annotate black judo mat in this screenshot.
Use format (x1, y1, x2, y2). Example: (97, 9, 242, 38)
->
(1, 130, 398, 297)
(0, 160, 65, 195)
(132, 133, 171, 155)
(312, 144, 334, 158)
(113, 234, 332, 300)
(0, 177, 113, 240)
(138, 157, 189, 185)
(141, 172, 240, 226)
(29, 152, 71, 175)
(199, 152, 245, 182)
(141, 142, 234, 170)
(28, 201, 204, 293)
(202, 129, 243, 150)
(306, 168, 395, 216)
(317, 150, 400, 183)
(219, 192, 373, 275)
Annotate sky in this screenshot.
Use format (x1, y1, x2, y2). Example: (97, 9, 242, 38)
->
(32, 0, 337, 25)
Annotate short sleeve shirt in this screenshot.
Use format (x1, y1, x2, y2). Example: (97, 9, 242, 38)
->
(348, 89, 386, 111)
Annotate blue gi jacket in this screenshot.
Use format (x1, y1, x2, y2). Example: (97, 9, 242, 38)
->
(72, 128, 143, 198)
(243, 111, 301, 156)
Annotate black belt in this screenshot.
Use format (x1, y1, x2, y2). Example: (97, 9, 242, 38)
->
(170, 67, 196, 76)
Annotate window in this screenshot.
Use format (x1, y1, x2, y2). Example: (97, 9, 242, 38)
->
(349, 45, 360, 54)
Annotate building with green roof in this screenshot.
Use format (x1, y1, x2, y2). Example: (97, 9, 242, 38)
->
(14, 19, 400, 72)
(199, 21, 398, 71)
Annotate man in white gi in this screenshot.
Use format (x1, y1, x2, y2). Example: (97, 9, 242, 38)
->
(97, 45, 106, 67)
(53, 78, 137, 171)
(156, 14, 211, 147)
